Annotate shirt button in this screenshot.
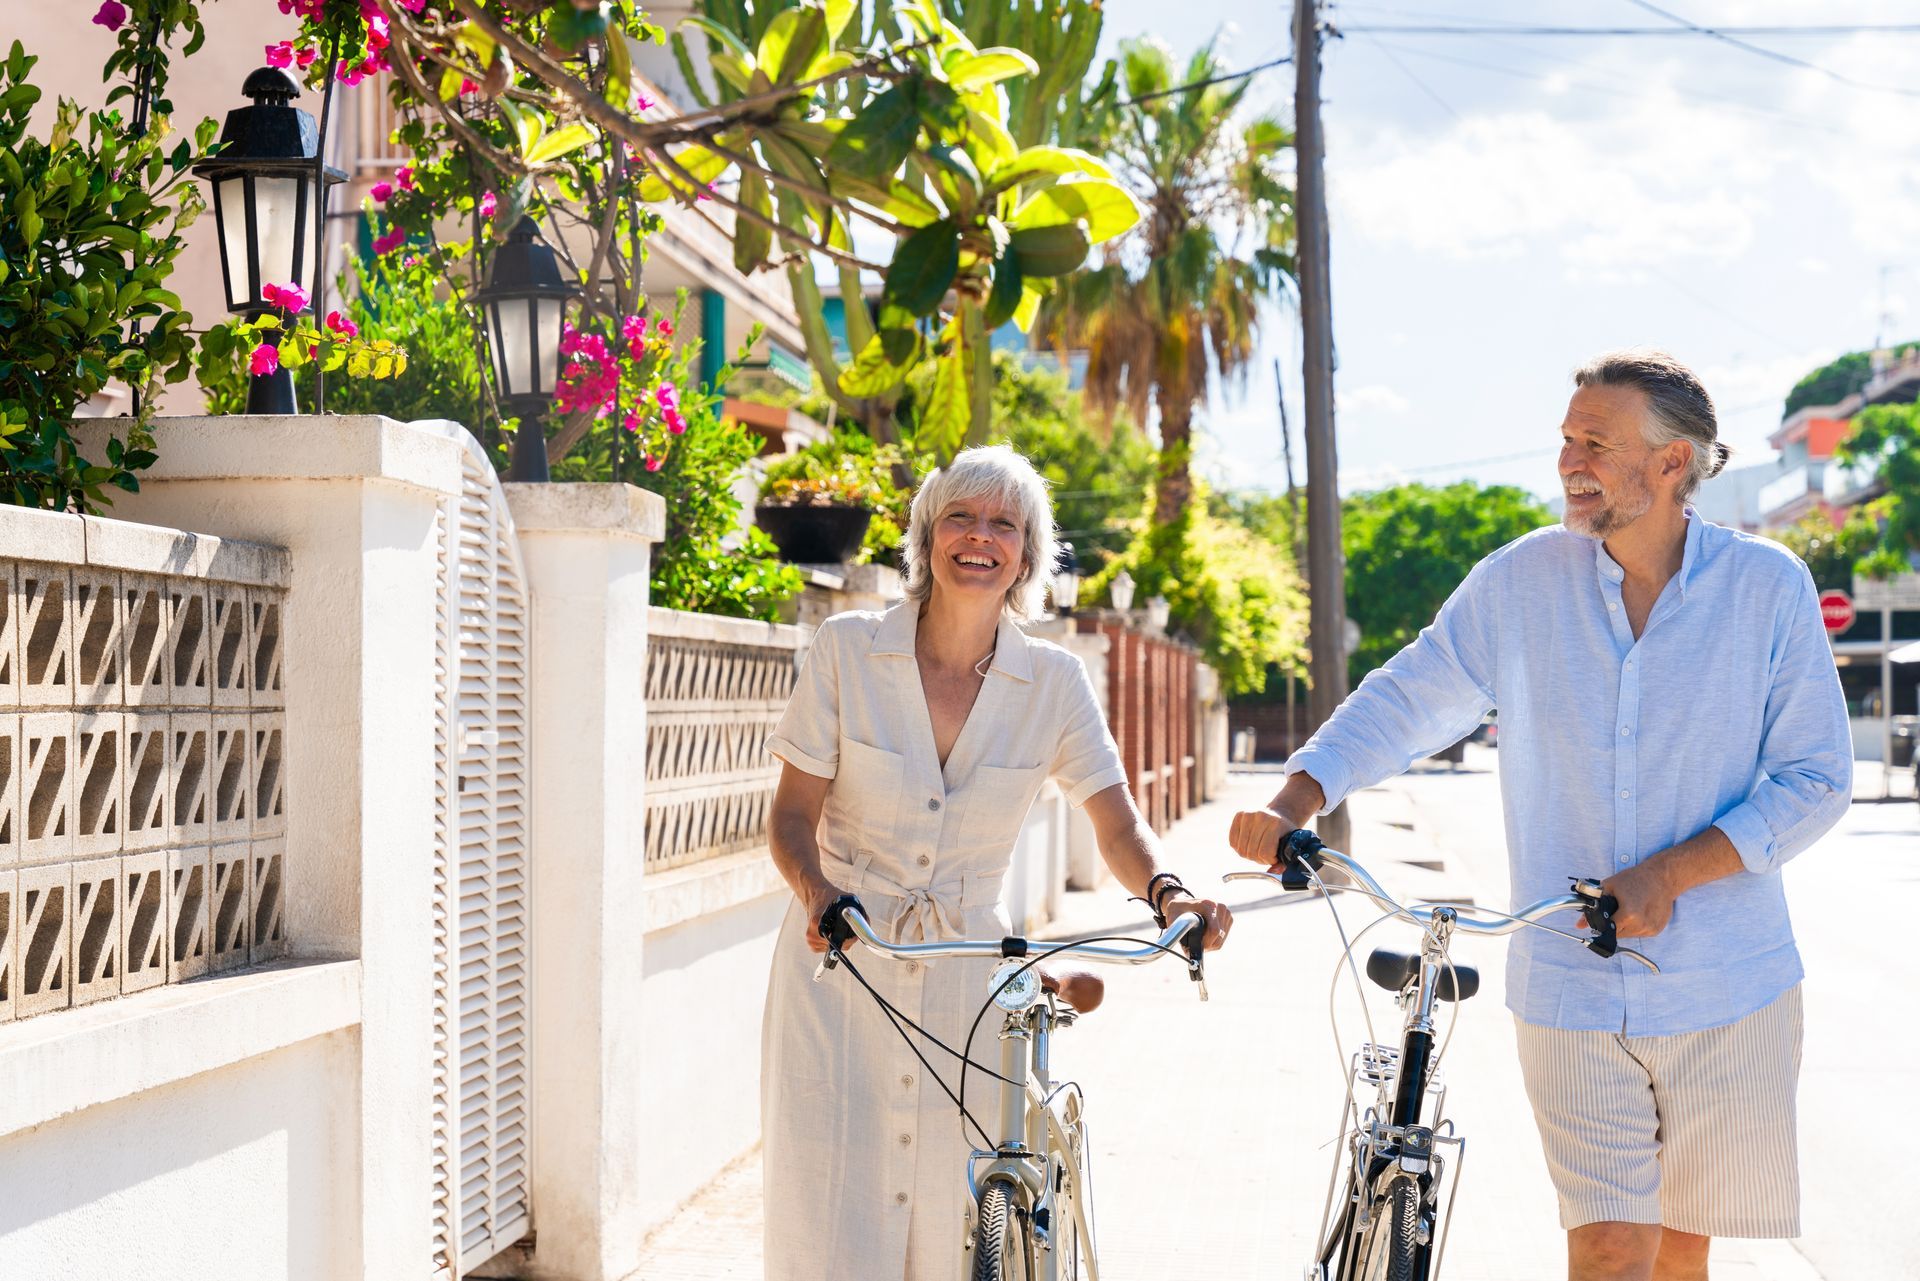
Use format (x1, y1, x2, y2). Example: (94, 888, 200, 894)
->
(1620, 726, 1631, 736)
(917, 854, 931, 867)
(1607, 602, 1618, 612)
(1620, 855, 1631, 865)
(1620, 789, 1631, 799)
(927, 798, 942, 812)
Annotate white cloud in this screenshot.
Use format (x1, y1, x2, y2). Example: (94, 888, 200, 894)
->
(1337, 384, 1410, 414)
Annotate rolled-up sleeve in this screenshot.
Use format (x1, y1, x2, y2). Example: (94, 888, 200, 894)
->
(767, 621, 842, 780)
(1286, 558, 1500, 813)
(1049, 658, 1129, 807)
(1712, 568, 1853, 874)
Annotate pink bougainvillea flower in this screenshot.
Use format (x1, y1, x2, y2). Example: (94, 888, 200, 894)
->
(335, 60, 367, 87)
(658, 319, 674, 338)
(261, 281, 310, 313)
(369, 180, 394, 203)
(372, 226, 408, 255)
(695, 182, 714, 202)
(645, 455, 664, 472)
(479, 191, 497, 220)
(654, 381, 678, 410)
(395, 165, 414, 191)
(622, 408, 641, 433)
(325, 310, 359, 339)
(365, 16, 390, 53)
(249, 343, 281, 377)
(460, 77, 480, 95)
(295, 45, 320, 69)
(395, 0, 427, 12)
(265, 41, 295, 69)
(633, 90, 656, 113)
(92, 1, 127, 30)
(293, 0, 324, 17)
(402, 254, 421, 268)
(664, 407, 688, 435)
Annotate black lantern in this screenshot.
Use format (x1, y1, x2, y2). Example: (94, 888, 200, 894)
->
(476, 218, 576, 482)
(1050, 541, 1081, 615)
(192, 68, 345, 414)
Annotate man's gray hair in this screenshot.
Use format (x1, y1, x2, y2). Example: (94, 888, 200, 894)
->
(901, 444, 1059, 623)
(1572, 349, 1731, 503)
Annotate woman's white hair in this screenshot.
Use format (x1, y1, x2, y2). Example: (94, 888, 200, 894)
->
(901, 444, 1059, 623)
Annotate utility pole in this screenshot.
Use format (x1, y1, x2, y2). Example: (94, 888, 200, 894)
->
(1275, 358, 1303, 756)
(1294, 0, 1351, 849)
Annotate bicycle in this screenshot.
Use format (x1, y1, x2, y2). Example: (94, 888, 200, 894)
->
(814, 896, 1208, 1281)
(1225, 830, 1660, 1281)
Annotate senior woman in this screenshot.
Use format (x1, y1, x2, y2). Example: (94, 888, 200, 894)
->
(760, 444, 1233, 1280)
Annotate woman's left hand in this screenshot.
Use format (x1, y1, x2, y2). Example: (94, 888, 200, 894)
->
(1157, 895, 1233, 950)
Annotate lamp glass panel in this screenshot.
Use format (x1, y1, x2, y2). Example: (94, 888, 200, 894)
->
(252, 175, 305, 296)
(531, 296, 565, 394)
(492, 296, 532, 399)
(216, 177, 251, 309)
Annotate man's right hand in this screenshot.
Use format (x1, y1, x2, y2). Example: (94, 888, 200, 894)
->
(1229, 772, 1326, 866)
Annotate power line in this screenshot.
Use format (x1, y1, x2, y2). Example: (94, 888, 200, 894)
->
(1354, 30, 1463, 123)
(1340, 22, 1920, 38)
(1120, 53, 1293, 106)
(1615, 0, 1920, 100)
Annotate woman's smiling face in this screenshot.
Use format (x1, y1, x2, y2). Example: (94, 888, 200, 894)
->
(928, 493, 1027, 609)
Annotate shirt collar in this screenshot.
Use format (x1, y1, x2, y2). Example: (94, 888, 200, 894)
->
(1591, 506, 1705, 597)
(868, 601, 1035, 682)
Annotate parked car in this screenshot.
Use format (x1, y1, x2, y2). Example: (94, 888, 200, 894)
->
(1468, 713, 1498, 748)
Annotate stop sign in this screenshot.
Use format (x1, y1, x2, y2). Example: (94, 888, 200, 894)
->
(1819, 589, 1855, 633)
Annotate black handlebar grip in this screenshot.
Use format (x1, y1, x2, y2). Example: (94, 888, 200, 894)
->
(1181, 913, 1207, 981)
(817, 893, 864, 953)
(1583, 893, 1620, 960)
(1274, 827, 1326, 891)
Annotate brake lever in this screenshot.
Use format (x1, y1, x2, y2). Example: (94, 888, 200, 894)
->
(1570, 878, 1620, 960)
(1181, 918, 1209, 1002)
(811, 893, 865, 982)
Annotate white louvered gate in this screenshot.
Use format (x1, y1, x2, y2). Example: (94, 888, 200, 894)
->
(430, 435, 532, 1277)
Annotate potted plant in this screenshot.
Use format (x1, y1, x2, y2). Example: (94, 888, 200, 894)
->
(756, 434, 912, 565)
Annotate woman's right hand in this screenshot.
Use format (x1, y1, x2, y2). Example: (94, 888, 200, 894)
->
(800, 879, 850, 954)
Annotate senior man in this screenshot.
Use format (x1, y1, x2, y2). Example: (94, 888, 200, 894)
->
(1232, 350, 1852, 1281)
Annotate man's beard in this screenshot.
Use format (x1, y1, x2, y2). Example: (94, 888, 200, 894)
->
(1564, 467, 1654, 539)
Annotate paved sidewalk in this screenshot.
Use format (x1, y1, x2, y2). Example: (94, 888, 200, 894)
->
(634, 763, 1840, 1279)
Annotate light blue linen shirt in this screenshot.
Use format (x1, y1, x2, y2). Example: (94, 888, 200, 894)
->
(1286, 511, 1852, 1035)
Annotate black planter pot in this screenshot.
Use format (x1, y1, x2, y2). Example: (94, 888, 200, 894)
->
(755, 503, 874, 564)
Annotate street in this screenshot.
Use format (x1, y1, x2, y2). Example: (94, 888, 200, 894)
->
(634, 748, 1916, 1279)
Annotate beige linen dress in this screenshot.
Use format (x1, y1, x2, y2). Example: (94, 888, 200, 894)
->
(762, 602, 1128, 1281)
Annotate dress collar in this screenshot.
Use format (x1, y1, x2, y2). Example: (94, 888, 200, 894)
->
(867, 601, 1036, 683)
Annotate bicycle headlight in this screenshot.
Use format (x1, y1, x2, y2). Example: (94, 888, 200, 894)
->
(988, 960, 1041, 1012)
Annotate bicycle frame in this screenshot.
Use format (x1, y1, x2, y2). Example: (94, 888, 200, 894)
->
(817, 904, 1203, 1281)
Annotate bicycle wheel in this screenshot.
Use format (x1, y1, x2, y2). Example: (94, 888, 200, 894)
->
(1349, 1175, 1420, 1281)
(972, 1179, 1032, 1281)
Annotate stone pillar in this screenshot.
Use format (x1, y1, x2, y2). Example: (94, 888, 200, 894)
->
(69, 414, 461, 1277)
(503, 483, 665, 1281)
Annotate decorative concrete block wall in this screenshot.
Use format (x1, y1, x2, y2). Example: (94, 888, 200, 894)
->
(0, 509, 290, 1024)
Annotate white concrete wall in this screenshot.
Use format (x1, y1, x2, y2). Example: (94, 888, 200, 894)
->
(634, 892, 788, 1230)
(0, 1031, 357, 1279)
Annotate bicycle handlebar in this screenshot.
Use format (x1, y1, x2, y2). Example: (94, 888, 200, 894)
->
(1224, 833, 1660, 973)
(820, 898, 1205, 966)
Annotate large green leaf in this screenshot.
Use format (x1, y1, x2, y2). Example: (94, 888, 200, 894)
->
(823, 0, 858, 42)
(984, 244, 1023, 329)
(880, 219, 959, 317)
(774, 6, 828, 85)
(636, 144, 731, 202)
(920, 326, 970, 458)
(1007, 176, 1143, 245)
(734, 169, 773, 274)
(838, 327, 922, 397)
(986, 146, 1111, 191)
(945, 49, 1038, 93)
(1007, 221, 1089, 277)
(526, 122, 596, 165)
(825, 82, 920, 183)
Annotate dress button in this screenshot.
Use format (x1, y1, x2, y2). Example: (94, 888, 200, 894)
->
(895, 1192, 909, 1204)
(905, 961, 919, 974)
(899, 1133, 913, 1146)
(928, 798, 942, 812)
(901, 1074, 914, 1088)
(917, 854, 931, 867)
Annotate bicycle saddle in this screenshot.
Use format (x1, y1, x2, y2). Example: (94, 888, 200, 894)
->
(1365, 946, 1480, 1002)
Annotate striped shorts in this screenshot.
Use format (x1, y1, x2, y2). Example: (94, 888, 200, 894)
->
(1513, 985, 1802, 1238)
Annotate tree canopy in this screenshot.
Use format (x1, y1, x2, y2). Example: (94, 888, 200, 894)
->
(1341, 481, 1554, 686)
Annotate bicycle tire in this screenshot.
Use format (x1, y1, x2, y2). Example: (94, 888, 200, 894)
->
(1350, 1176, 1420, 1281)
(972, 1179, 1031, 1281)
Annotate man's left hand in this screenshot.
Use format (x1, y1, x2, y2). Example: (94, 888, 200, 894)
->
(1599, 857, 1680, 938)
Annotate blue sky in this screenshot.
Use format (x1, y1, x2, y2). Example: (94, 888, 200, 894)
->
(1090, 0, 1920, 504)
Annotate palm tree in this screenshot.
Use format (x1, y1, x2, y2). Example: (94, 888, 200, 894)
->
(1045, 37, 1295, 526)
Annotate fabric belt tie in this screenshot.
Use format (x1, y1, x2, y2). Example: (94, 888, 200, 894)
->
(821, 852, 1000, 945)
